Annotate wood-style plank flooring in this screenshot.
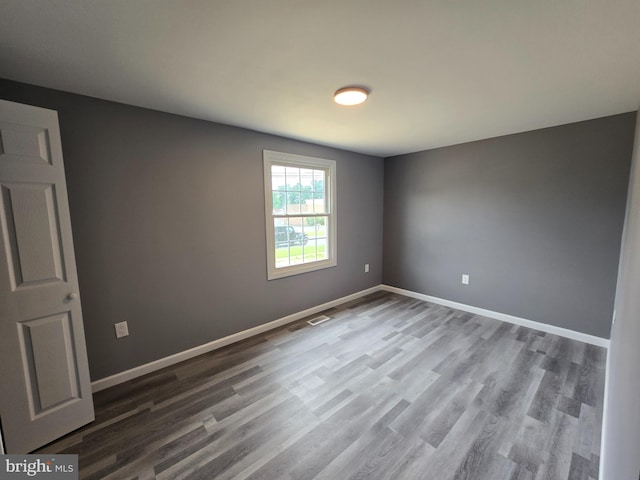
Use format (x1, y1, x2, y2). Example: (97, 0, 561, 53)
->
(37, 292, 606, 479)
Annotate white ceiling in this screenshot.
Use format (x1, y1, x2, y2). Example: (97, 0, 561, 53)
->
(1, 1, 639, 157)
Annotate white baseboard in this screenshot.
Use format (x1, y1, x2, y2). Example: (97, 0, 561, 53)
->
(92, 283, 610, 392)
(91, 286, 380, 392)
(380, 285, 610, 348)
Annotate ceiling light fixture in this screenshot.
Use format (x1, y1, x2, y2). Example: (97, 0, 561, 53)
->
(333, 86, 369, 106)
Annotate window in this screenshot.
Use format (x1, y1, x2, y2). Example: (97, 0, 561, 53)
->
(264, 150, 336, 279)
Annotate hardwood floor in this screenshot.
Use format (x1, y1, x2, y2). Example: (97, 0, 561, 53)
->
(37, 291, 606, 479)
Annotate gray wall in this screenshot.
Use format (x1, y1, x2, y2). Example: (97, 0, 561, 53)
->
(1, 75, 634, 384)
(383, 114, 636, 338)
(601, 109, 640, 480)
(0, 78, 384, 380)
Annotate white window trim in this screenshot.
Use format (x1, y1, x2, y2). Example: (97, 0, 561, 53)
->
(263, 150, 337, 280)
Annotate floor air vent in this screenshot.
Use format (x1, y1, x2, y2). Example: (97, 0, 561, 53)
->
(307, 315, 331, 326)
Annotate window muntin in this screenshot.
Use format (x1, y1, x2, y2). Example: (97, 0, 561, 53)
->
(264, 151, 336, 279)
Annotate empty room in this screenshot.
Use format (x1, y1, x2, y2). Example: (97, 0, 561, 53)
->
(1, 1, 639, 479)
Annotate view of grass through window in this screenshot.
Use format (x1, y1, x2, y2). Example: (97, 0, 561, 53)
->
(265, 150, 336, 279)
(271, 164, 329, 268)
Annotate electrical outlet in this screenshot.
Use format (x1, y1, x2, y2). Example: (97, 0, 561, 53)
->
(462, 274, 470, 285)
(365, 263, 370, 273)
(114, 321, 129, 339)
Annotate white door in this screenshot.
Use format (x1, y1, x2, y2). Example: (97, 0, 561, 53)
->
(0, 99, 94, 453)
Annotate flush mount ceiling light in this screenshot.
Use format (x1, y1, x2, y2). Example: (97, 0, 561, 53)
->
(333, 86, 369, 106)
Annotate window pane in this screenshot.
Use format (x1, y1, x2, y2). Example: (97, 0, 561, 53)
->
(275, 218, 301, 268)
(274, 218, 291, 268)
(285, 166, 300, 190)
(302, 216, 328, 262)
(300, 168, 314, 188)
(313, 170, 326, 214)
(271, 165, 286, 188)
(285, 197, 301, 214)
(311, 193, 325, 214)
(273, 216, 330, 269)
(272, 190, 285, 215)
(309, 216, 328, 261)
(273, 166, 328, 216)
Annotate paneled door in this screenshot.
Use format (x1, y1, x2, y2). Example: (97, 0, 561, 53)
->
(0, 99, 94, 453)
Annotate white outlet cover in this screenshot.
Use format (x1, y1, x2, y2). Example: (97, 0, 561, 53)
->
(115, 321, 129, 338)
(365, 264, 370, 273)
(462, 274, 470, 285)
